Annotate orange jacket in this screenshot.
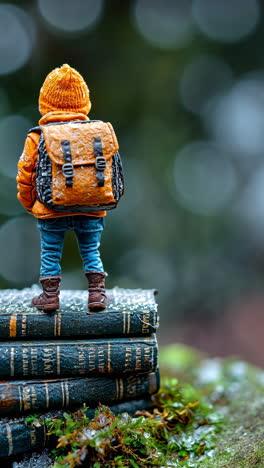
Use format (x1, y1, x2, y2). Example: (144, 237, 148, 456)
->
(16, 111, 106, 218)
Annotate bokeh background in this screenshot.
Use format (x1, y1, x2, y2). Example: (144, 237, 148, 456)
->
(1, 0, 264, 365)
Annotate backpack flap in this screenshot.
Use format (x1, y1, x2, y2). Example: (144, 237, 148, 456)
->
(40, 121, 120, 210)
(41, 121, 118, 166)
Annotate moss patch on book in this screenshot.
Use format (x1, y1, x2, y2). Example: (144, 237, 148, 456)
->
(24, 345, 264, 467)
(46, 377, 222, 467)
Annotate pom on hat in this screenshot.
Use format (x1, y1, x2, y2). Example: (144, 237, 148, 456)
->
(39, 64, 91, 116)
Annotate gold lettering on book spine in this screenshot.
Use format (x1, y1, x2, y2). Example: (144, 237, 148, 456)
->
(21, 315, 27, 336)
(65, 380, 70, 407)
(57, 313, 62, 337)
(78, 345, 86, 374)
(45, 382, 49, 408)
(9, 315, 17, 337)
(31, 385, 37, 410)
(124, 346, 132, 369)
(98, 346, 106, 373)
(61, 381, 65, 406)
(88, 346, 96, 372)
(151, 338, 155, 370)
(142, 310, 150, 334)
(54, 314, 62, 337)
(122, 311, 126, 334)
(30, 348, 38, 375)
(43, 347, 53, 375)
(135, 346, 142, 371)
(10, 347, 15, 377)
(107, 342, 112, 373)
(22, 385, 31, 411)
(5, 423, 13, 456)
(122, 311, 131, 334)
(56, 346, 61, 375)
(22, 348, 29, 376)
(126, 374, 138, 397)
(144, 344, 151, 366)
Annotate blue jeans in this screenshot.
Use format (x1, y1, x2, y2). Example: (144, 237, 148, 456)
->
(37, 216, 105, 277)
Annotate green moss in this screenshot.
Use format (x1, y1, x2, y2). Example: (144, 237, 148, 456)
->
(37, 345, 264, 467)
(46, 378, 222, 467)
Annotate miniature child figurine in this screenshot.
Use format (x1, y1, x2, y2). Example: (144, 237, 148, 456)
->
(16, 64, 123, 313)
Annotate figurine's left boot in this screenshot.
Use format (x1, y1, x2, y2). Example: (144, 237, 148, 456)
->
(85, 271, 107, 313)
(32, 276, 61, 311)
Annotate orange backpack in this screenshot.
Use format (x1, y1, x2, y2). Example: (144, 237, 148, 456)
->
(29, 120, 124, 212)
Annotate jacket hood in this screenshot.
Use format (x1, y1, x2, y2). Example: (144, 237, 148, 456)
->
(39, 110, 89, 126)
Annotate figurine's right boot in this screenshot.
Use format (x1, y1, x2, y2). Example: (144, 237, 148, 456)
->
(85, 271, 107, 313)
(31, 276, 61, 311)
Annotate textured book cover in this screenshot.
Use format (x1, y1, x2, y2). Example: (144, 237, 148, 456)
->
(0, 398, 153, 457)
(0, 370, 160, 415)
(0, 335, 158, 379)
(0, 286, 158, 339)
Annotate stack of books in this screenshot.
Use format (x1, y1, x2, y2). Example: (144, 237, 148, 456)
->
(0, 285, 159, 458)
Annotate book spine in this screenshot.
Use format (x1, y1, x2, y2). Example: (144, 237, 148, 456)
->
(0, 337, 158, 378)
(0, 399, 152, 457)
(0, 310, 158, 339)
(0, 419, 45, 458)
(0, 371, 159, 415)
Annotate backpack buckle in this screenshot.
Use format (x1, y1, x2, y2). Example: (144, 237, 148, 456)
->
(62, 162, 74, 178)
(62, 162, 74, 187)
(94, 138, 106, 187)
(95, 156, 106, 171)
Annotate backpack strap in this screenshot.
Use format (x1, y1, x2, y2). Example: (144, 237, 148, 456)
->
(61, 140, 74, 188)
(28, 126, 42, 135)
(94, 137, 106, 187)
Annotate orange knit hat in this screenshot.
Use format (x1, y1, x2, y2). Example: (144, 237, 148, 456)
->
(39, 64, 91, 116)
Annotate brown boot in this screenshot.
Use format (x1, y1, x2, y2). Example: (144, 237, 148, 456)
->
(32, 276, 61, 311)
(85, 271, 107, 313)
